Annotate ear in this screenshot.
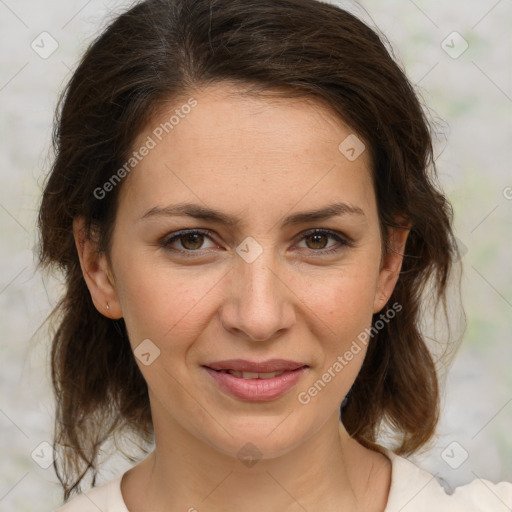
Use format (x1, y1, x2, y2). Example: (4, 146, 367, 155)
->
(72, 216, 123, 319)
(373, 220, 411, 314)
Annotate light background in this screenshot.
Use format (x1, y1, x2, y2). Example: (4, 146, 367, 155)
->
(0, 0, 511, 509)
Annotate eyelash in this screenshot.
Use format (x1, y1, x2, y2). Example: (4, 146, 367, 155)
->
(159, 228, 352, 257)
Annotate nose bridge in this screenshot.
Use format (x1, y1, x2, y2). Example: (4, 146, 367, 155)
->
(240, 240, 278, 302)
(222, 236, 294, 341)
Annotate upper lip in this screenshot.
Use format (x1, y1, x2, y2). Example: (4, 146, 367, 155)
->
(204, 359, 308, 373)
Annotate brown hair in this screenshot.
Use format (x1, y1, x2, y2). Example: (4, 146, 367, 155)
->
(37, 0, 461, 500)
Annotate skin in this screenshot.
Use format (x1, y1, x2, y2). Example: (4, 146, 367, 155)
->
(73, 82, 409, 512)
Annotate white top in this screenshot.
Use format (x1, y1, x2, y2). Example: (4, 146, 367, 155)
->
(56, 448, 512, 511)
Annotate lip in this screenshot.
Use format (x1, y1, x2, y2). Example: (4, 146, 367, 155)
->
(204, 359, 308, 373)
(202, 365, 309, 402)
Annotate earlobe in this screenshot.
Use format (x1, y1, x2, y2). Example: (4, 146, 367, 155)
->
(72, 217, 123, 319)
(373, 223, 411, 313)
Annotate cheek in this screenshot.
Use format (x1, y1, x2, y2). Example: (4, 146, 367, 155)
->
(115, 245, 381, 345)
(308, 264, 380, 335)
(291, 271, 377, 412)
(301, 259, 380, 377)
(113, 249, 222, 349)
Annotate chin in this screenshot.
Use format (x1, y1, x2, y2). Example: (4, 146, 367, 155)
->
(196, 415, 315, 463)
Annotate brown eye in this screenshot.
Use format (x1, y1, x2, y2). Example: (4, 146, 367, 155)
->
(160, 229, 217, 254)
(304, 232, 330, 250)
(179, 232, 205, 250)
(296, 229, 351, 255)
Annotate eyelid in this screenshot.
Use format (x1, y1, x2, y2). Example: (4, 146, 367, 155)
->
(294, 228, 353, 247)
(160, 228, 219, 251)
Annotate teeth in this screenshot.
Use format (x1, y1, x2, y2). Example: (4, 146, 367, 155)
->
(220, 370, 286, 379)
(239, 371, 259, 379)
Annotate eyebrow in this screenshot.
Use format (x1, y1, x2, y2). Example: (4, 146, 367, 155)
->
(138, 201, 365, 228)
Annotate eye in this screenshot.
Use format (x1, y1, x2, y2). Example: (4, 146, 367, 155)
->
(295, 229, 351, 255)
(160, 229, 218, 254)
(159, 228, 352, 257)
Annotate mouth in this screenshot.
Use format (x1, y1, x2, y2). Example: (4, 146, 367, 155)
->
(201, 360, 309, 401)
(203, 359, 308, 374)
(205, 368, 305, 379)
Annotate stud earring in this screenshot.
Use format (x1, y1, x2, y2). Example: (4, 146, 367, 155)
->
(106, 302, 110, 311)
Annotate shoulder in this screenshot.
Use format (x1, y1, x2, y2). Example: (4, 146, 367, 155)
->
(55, 475, 128, 512)
(383, 448, 512, 512)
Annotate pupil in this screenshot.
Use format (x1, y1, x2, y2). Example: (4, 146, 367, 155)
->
(183, 233, 203, 250)
(308, 233, 327, 249)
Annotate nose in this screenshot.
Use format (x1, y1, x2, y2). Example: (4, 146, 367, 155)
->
(219, 244, 296, 342)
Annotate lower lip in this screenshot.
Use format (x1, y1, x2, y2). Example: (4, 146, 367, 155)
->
(203, 366, 308, 401)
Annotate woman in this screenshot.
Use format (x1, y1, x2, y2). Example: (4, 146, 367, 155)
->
(37, 0, 512, 510)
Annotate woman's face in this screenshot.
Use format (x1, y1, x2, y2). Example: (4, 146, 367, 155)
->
(87, 83, 405, 459)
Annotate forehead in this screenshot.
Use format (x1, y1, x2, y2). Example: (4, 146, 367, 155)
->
(118, 83, 376, 225)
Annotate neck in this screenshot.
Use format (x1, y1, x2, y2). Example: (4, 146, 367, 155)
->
(122, 406, 391, 512)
